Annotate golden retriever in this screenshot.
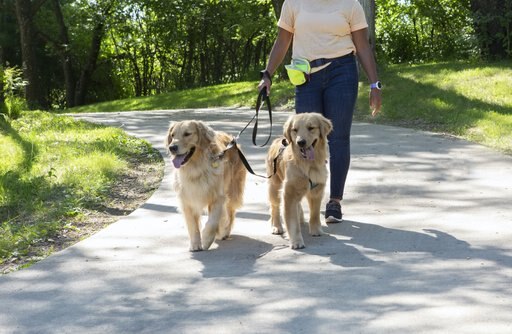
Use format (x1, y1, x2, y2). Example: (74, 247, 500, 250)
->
(165, 120, 247, 251)
(266, 113, 332, 249)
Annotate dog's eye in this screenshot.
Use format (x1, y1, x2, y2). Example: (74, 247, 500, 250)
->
(184, 132, 191, 137)
(308, 126, 316, 131)
(292, 128, 298, 133)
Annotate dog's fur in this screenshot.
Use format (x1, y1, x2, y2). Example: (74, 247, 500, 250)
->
(165, 120, 246, 251)
(266, 113, 332, 249)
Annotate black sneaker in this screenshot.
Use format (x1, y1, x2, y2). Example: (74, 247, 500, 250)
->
(325, 200, 343, 223)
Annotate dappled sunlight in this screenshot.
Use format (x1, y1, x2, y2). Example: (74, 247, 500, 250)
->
(0, 135, 23, 174)
(392, 63, 512, 115)
(3, 109, 511, 333)
(348, 123, 512, 224)
(395, 63, 512, 108)
(3, 220, 511, 332)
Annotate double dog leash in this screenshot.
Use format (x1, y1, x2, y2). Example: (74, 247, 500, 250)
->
(221, 89, 276, 179)
(232, 88, 272, 147)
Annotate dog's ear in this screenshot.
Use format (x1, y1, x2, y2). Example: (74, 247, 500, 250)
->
(283, 116, 294, 143)
(319, 117, 333, 138)
(165, 122, 176, 148)
(195, 121, 216, 147)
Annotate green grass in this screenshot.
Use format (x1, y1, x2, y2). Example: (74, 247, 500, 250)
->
(0, 111, 162, 268)
(67, 60, 512, 154)
(67, 82, 296, 113)
(355, 61, 512, 153)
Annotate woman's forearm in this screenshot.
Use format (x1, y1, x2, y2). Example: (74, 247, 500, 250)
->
(352, 28, 378, 83)
(265, 28, 293, 75)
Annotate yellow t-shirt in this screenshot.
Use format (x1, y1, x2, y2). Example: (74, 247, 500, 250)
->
(278, 0, 368, 62)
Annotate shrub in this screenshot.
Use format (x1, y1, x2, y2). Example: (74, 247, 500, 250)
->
(1, 66, 28, 120)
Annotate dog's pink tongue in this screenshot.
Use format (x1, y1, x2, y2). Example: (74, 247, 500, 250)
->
(305, 147, 315, 160)
(172, 154, 186, 168)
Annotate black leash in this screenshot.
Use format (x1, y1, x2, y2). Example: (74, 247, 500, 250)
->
(233, 138, 286, 179)
(229, 88, 272, 147)
(252, 88, 272, 147)
(218, 89, 276, 179)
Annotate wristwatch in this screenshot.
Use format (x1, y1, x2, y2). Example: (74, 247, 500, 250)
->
(370, 81, 382, 90)
(260, 70, 272, 84)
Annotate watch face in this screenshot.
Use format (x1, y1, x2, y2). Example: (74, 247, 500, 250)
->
(376, 81, 382, 89)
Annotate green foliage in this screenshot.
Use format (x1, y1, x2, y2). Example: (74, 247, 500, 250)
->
(376, 0, 477, 63)
(1, 0, 277, 108)
(3, 0, 509, 109)
(0, 66, 28, 120)
(0, 111, 163, 267)
(470, 1, 512, 59)
(91, 0, 277, 102)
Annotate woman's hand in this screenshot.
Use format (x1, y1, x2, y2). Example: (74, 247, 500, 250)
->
(370, 89, 382, 117)
(258, 77, 272, 95)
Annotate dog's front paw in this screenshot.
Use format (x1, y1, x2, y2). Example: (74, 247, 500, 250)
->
(290, 242, 305, 249)
(272, 225, 284, 235)
(290, 237, 305, 249)
(189, 243, 203, 252)
(216, 224, 231, 240)
(270, 217, 284, 235)
(201, 234, 216, 251)
(310, 226, 326, 237)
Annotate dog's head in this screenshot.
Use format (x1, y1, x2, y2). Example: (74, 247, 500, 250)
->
(165, 120, 216, 168)
(284, 113, 333, 160)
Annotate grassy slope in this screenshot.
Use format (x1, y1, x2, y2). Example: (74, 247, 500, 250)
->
(355, 61, 512, 153)
(0, 112, 163, 270)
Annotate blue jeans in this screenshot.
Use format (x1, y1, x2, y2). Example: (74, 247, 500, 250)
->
(295, 55, 358, 200)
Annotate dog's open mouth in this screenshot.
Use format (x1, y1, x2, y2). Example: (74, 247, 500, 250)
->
(300, 140, 317, 160)
(172, 147, 196, 168)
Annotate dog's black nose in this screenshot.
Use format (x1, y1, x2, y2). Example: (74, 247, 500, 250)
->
(168, 145, 179, 154)
(297, 138, 307, 147)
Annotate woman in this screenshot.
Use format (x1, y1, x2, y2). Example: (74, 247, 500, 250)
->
(258, 0, 382, 222)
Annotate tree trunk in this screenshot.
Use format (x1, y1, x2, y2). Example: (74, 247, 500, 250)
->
(74, 0, 115, 106)
(0, 0, 5, 66)
(130, 50, 142, 97)
(74, 19, 105, 106)
(180, 35, 195, 88)
(0, 64, 5, 114)
(359, 0, 376, 50)
(51, 0, 75, 107)
(14, 0, 46, 109)
(1, 0, 8, 112)
(0, 10, 4, 112)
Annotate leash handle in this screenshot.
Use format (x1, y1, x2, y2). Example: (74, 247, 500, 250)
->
(218, 89, 274, 179)
(252, 88, 272, 147)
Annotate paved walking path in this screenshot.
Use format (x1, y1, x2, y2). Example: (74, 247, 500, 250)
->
(1, 108, 512, 333)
